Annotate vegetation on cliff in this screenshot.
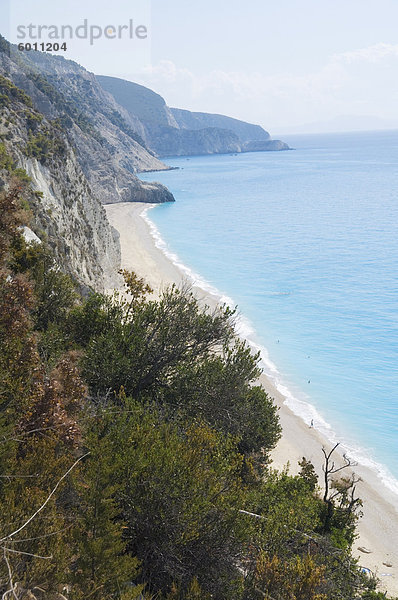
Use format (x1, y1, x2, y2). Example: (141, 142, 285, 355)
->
(0, 170, 393, 600)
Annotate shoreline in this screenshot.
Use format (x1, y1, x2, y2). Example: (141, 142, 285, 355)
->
(105, 201, 398, 596)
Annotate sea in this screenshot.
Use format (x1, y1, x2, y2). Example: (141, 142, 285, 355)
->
(138, 130, 398, 496)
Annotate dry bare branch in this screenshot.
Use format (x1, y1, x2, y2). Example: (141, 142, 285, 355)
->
(0, 452, 89, 543)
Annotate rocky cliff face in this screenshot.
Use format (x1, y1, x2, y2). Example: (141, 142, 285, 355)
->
(242, 139, 290, 152)
(97, 76, 282, 157)
(0, 40, 175, 204)
(0, 70, 121, 291)
(170, 108, 271, 144)
(0, 34, 288, 291)
(144, 126, 242, 157)
(97, 75, 178, 129)
(96, 75, 290, 157)
(0, 36, 178, 291)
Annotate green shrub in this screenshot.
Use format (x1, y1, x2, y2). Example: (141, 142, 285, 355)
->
(25, 130, 66, 163)
(25, 110, 43, 131)
(0, 93, 9, 107)
(0, 142, 13, 172)
(12, 167, 31, 183)
(0, 74, 33, 107)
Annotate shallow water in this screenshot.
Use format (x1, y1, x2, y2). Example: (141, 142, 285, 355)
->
(139, 130, 398, 493)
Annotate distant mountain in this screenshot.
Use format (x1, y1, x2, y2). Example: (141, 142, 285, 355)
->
(170, 108, 270, 143)
(97, 75, 289, 156)
(96, 76, 175, 127)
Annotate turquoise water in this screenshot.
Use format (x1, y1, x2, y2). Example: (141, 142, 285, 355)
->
(139, 130, 398, 493)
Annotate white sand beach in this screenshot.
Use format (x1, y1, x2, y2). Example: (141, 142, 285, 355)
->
(105, 201, 398, 596)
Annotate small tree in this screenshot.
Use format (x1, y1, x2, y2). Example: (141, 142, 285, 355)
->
(321, 444, 362, 545)
(82, 283, 236, 397)
(105, 401, 248, 599)
(70, 412, 144, 600)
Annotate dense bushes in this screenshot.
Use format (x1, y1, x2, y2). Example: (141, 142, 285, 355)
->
(0, 141, 15, 172)
(0, 185, 392, 599)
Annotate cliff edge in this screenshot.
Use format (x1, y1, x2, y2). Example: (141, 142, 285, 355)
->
(97, 75, 290, 157)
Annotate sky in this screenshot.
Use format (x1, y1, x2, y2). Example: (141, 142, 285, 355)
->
(3, 0, 398, 133)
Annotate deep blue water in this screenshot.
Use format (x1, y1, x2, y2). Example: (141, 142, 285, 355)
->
(139, 130, 398, 493)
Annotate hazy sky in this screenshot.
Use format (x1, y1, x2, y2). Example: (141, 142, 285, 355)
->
(3, 0, 398, 133)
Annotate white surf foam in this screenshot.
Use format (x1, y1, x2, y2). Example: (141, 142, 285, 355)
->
(142, 206, 398, 499)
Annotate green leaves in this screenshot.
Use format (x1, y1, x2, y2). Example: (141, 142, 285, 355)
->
(79, 281, 280, 464)
(82, 285, 235, 398)
(70, 415, 142, 600)
(95, 404, 247, 598)
(0, 211, 384, 600)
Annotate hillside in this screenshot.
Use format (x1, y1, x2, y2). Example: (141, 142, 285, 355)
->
(0, 33, 394, 600)
(0, 72, 120, 291)
(0, 181, 384, 600)
(170, 107, 271, 143)
(96, 75, 176, 127)
(0, 37, 174, 205)
(97, 75, 289, 156)
(0, 36, 176, 290)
